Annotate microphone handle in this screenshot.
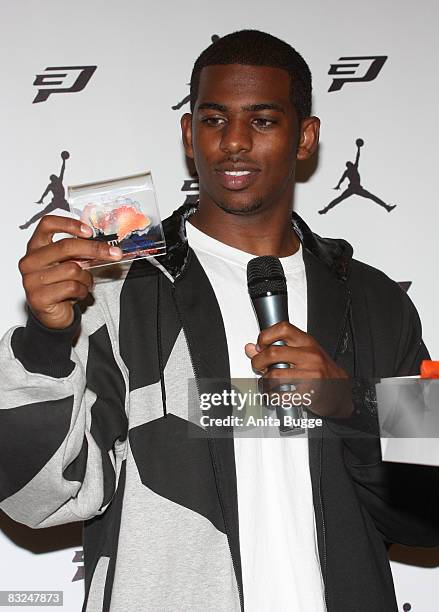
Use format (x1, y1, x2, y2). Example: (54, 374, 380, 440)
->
(252, 293, 289, 368)
(251, 292, 289, 388)
(251, 293, 304, 435)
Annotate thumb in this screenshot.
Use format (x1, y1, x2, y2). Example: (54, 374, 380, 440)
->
(245, 343, 260, 358)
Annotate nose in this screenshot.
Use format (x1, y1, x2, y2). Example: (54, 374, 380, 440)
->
(219, 118, 252, 155)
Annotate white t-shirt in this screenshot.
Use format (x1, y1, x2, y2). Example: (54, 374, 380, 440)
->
(186, 222, 326, 612)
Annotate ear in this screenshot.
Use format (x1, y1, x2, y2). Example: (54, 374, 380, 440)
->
(296, 116, 320, 161)
(181, 113, 194, 159)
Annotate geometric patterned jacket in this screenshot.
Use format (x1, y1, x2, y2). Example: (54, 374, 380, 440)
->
(1, 202, 438, 611)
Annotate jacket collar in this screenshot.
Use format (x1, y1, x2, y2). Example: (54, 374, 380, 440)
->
(160, 201, 353, 364)
(160, 201, 353, 284)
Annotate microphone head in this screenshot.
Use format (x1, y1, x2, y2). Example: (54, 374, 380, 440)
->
(247, 256, 287, 299)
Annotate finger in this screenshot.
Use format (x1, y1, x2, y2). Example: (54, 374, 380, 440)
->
(30, 280, 91, 311)
(244, 343, 260, 358)
(259, 371, 320, 407)
(251, 345, 313, 373)
(264, 368, 320, 381)
(262, 370, 320, 398)
(23, 262, 94, 293)
(261, 374, 353, 418)
(27, 215, 93, 253)
(257, 372, 318, 402)
(20, 237, 122, 274)
(257, 321, 311, 349)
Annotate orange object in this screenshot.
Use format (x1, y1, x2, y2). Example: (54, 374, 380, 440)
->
(112, 206, 150, 241)
(81, 202, 150, 242)
(420, 360, 439, 379)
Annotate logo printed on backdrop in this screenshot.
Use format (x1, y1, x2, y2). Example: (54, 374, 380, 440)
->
(398, 282, 412, 293)
(172, 35, 220, 110)
(72, 550, 84, 582)
(19, 151, 71, 230)
(318, 139, 396, 214)
(33, 66, 97, 103)
(328, 56, 387, 92)
(181, 178, 199, 206)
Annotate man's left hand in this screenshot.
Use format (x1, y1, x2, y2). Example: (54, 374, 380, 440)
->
(245, 321, 352, 418)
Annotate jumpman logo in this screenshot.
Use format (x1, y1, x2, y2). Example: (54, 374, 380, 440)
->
(20, 151, 71, 230)
(318, 139, 396, 215)
(172, 35, 220, 110)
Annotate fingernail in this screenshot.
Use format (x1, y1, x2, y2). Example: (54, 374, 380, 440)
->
(256, 344, 262, 352)
(109, 247, 122, 258)
(80, 224, 93, 236)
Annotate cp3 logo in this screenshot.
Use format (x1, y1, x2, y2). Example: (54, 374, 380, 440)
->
(33, 66, 97, 103)
(72, 549, 84, 582)
(328, 56, 387, 92)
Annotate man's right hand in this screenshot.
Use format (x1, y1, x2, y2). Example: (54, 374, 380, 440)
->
(18, 215, 123, 330)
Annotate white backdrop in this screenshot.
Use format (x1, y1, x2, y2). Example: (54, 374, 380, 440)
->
(1, 1, 438, 610)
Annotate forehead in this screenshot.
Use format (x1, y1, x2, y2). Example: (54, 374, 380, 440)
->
(196, 64, 292, 108)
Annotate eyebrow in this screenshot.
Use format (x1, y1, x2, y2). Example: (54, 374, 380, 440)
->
(197, 102, 286, 114)
(243, 103, 286, 114)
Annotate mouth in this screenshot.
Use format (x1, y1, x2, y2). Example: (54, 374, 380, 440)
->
(215, 168, 260, 191)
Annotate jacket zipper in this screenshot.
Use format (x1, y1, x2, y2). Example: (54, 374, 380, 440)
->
(172, 287, 202, 402)
(172, 286, 244, 611)
(318, 292, 352, 611)
(334, 293, 352, 358)
(318, 433, 329, 611)
(208, 436, 245, 612)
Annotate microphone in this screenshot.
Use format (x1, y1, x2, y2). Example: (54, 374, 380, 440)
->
(247, 256, 304, 435)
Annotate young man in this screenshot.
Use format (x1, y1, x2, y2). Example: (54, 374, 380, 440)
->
(1, 30, 438, 612)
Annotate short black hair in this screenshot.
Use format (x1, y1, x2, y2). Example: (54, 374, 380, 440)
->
(190, 30, 312, 121)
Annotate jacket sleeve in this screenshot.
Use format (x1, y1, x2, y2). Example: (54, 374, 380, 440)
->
(339, 289, 439, 546)
(0, 304, 128, 529)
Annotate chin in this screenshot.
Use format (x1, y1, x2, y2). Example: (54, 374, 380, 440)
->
(215, 197, 264, 216)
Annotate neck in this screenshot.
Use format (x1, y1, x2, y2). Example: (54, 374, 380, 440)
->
(188, 194, 300, 258)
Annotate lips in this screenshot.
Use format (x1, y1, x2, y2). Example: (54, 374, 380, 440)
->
(215, 167, 260, 190)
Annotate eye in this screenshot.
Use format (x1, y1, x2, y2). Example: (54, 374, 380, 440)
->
(252, 117, 276, 129)
(201, 116, 226, 127)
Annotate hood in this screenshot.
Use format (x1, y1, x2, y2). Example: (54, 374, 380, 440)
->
(159, 201, 354, 283)
(291, 211, 353, 282)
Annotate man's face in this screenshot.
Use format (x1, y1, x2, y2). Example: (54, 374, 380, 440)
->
(181, 64, 318, 215)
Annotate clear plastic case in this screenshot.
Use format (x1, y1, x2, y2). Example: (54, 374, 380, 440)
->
(68, 171, 166, 269)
